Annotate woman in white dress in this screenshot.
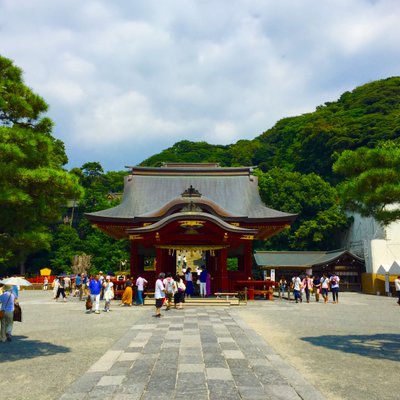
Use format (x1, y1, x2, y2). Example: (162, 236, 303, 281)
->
(103, 276, 114, 312)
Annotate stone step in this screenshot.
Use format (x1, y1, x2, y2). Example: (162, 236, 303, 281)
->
(143, 297, 240, 306)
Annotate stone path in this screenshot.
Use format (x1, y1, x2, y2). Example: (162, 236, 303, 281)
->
(60, 307, 324, 400)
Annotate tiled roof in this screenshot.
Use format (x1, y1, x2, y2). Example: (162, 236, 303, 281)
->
(86, 165, 296, 222)
(254, 250, 364, 268)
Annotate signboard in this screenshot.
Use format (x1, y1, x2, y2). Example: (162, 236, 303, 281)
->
(270, 269, 275, 282)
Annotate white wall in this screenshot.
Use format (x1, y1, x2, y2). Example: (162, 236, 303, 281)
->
(343, 212, 400, 273)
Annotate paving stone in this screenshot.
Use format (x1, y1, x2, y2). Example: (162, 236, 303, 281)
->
(226, 359, 250, 369)
(222, 349, 245, 359)
(118, 352, 140, 361)
(178, 363, 205, 372)
(206, 367, 233, 380)
(88, 350, 124, 372)
(264, 384, 302, 400)
(97, 375, 125, 386)
(238, 386, 272, 400)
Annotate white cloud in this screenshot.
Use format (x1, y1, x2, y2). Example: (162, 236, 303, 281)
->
(0, 0, 399, 171)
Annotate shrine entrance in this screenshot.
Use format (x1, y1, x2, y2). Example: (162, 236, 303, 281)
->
(86, 164, 297, 293)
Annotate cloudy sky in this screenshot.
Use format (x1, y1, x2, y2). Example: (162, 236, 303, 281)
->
(1, 0, 399, 171)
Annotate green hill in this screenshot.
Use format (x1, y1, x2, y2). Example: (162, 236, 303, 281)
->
(140, 77, 400, 182)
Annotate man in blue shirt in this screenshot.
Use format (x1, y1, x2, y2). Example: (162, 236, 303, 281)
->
(88, 274, 102, 314)
(199, 266, 208, 298)
(75, 274, 82, 299)
(0, 285, 16, 342)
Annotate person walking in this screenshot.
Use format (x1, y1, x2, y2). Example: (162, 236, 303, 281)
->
(174, 275, 186, 309)
(163, 273, 176, 311)
(184, 267, 194, 298)
(64, 275, 71, 297)
(43, 277, 49, 291)
(74, 273, 82, 298)
(103, 276, 114, 312)
(199, 266, 208, 298)
(0, 285, 16, 343)
(135, 275, 148, 306)
(88, 274, 102, 314)
(321, 273, 330, 303)
(279, 276, 287, 299)
(302, 274, 313, 303)
(121, 279, 133, 306)
(330, 273, 340, 303)
(55, 276, 67, 302)
(292, 274, 302, 303)
(154, 273, 166, 317)
(52, 277, 59, 299)
(395, 276, 400, 305)
(312, 275, 321, 302)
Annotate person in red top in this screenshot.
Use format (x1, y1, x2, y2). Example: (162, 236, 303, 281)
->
(301, 274, 313, 303)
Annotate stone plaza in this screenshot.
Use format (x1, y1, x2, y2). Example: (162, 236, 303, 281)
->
(0, 291, 399, 399)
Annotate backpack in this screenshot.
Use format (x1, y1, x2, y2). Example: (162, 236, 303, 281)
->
(165, 278, 175, 294)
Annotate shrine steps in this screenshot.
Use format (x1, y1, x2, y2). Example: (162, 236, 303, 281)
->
(143, 297, 241, 307)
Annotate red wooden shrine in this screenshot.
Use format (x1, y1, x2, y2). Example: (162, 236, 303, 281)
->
(86, 164, 296, 292)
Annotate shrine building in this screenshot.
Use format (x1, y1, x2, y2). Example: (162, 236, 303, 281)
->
(86, 163, 297, 292)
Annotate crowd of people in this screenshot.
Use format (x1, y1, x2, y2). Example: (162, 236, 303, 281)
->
(278, 273, 341, 304)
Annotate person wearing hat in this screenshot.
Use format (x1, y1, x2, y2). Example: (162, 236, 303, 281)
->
(0, 285, 16, 342)
(103, 276, 114, 312)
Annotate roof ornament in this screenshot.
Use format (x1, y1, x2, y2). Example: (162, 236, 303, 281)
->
(181, 201, 202, 213)
(181, 185, 202, 198)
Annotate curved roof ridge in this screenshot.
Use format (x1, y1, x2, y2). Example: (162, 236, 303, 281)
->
(126, 212, 257, 234)
(138, 195, 243, 218)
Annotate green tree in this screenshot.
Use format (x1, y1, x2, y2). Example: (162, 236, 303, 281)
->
(333, 140, 400, 225)
(140, 140, 233, 166)
(50, 224, 82, 273)
(0, 55, 82, 274)
(255, 168, 348, 250)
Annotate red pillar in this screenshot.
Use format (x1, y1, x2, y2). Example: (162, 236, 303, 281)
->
(244, 241, 253, 279)
(130, 241, 138, 277)
(155, 247, 163, 277)
(220, 248, 229, 292)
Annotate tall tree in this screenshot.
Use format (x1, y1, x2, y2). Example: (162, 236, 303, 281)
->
(255, 168, 348, 250)
(0, 55, 82, 274)
(333, 140, 400, 225)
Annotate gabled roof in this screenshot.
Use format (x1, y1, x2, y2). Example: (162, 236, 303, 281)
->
(254, 250, 364, 268)
(86, 165, 296, 224)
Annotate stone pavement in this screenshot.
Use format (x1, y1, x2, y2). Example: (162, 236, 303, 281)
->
(60, 307, 325, 400)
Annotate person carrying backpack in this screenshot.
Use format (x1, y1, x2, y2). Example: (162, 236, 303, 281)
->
(163, 273, 176, 311)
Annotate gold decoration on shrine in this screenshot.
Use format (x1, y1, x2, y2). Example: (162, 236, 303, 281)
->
(223, 232, 229, 242)
(156, 244, 228, 252)
(178, 220, 204, 228)
(155, 232, 160, 242)
(143, 222, 152, 226)
(231, 222, 240, 226)
(240, 235, 254, 240)
(129, 234, 143, 240)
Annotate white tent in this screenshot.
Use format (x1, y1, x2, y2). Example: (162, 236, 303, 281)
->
(389, 261, 400, 275)
(376, 264, 390, 275)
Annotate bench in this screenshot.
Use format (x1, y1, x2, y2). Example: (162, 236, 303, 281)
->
(214, 292, 238, 300)
(253, 289, 274, 300)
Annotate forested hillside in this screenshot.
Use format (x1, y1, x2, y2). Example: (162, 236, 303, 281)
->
(141, 77, 400, 182)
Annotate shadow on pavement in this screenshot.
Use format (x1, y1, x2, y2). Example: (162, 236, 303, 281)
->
(301, 333, 400, 362)
(0, 335, 70, 360)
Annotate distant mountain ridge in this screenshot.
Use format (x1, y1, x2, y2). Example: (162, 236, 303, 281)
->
(140, 77, 400, 182)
